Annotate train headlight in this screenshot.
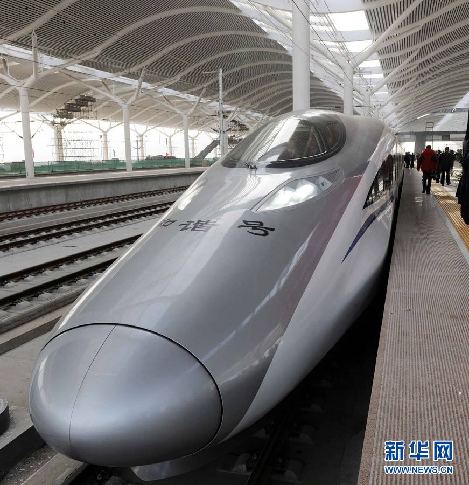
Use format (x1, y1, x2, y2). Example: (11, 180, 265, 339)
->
(256, 173, 338, 212)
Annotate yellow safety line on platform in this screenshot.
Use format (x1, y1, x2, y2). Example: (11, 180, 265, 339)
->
(432, 184, 469, 251)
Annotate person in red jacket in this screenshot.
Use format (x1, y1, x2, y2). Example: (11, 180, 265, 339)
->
(417, 145, 438, 194)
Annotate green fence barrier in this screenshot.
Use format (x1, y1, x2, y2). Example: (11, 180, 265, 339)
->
(0, 158, 216, 178)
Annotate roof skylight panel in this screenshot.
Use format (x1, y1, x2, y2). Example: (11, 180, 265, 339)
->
(328, 11, 370, 32)
(360, 59, 382, 68)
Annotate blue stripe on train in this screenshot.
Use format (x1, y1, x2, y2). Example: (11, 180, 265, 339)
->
(342, 193, 395, 262)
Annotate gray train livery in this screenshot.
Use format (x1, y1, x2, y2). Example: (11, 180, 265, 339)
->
(29, 110, 404, 479)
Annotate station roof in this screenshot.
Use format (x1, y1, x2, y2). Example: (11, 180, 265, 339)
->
(247, 0, 469, 132)
(0, 0, 343, 130)
(363, 0, 469, 132)
(0, 0, 468, 132)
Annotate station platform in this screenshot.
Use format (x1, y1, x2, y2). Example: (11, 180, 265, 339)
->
(0, 167, 204, 212)
(359, 169, 469, 482)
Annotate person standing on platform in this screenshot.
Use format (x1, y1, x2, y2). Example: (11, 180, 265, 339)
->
(410, 152, 415, 168)
(417, 145, 438, 194)
(434, 150, 442, 181)
(457, 114, 469, 224)
(404, 152, 411, 168)
(439, 147, 455, 186)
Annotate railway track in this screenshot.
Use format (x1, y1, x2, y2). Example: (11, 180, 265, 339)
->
(0, 201, 171, 253)
(0, 185, 188, 222)
(0, 236, 139, 334)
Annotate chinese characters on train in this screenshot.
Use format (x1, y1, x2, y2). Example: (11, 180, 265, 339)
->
(237, 220, 275, 237)
(159, 218, 276, 236)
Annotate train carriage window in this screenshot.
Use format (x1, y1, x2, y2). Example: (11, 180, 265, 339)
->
(222, 114, 346, 168)
(364, 154, 395, 209)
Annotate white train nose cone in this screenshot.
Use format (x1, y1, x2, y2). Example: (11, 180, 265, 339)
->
(30, 325, 222, 466)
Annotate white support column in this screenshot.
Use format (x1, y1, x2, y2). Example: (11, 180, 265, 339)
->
(18, 86, 34, 178)
(218, 68, 226, 157)
(182, 114, 190, 169)
(190, 137, 196, 158)
(138, 134, 144, 160)
(31, 31, 39, 79)
(168, 135, 173, 156)
(102, 131, 109, 160)
(415, 132, 426, 155)
(343, 63, 354, 116)
(122, 104, 132, 171)
(54, 124, 64, 161)
(292, 0, 310, 111)
(223, 128, 229, 155)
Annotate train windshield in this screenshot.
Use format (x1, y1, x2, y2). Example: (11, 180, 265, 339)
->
(222, 114, 346, 168)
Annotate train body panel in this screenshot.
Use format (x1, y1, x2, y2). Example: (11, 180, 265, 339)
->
(29, 110, 404, 470)
(230, 129, 401, 435)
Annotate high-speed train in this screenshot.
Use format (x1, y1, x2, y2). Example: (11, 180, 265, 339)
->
(29, 110, 403, 479)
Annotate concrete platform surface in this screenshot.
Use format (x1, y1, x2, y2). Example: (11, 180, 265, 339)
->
(359, 170, 469, 483)
(0, 167, 204, 190)
(2, 447, 85, 485)
(0, 168, 203, 212)
(0, 335, 48, 476)
(0, 334, 48, 411)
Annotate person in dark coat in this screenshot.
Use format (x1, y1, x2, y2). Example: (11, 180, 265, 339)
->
(456, 114, 469, 224)
(417, 145, 438, 194)
(438, 147, 455, 186)
(410, 153, 415, 168)
(404, 152, 411, 168)
(457, 155, 469, 223)
(434, 150, 442, 181)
